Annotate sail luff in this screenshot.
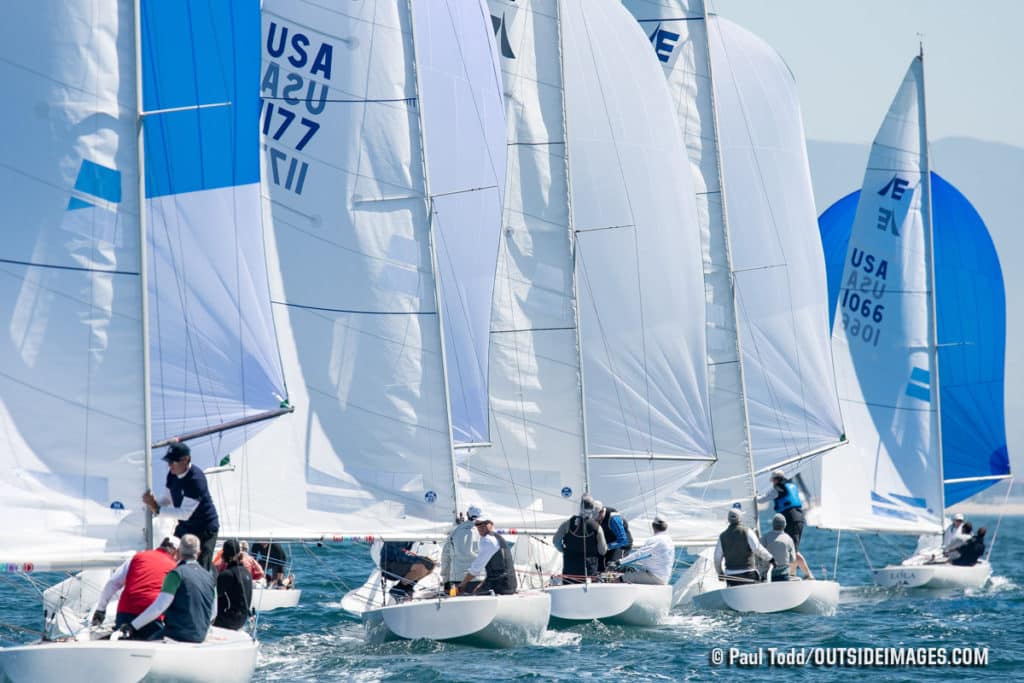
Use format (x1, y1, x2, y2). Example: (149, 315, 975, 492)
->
(702, 5, 758, 527)
(918, 48, 946, 516)
(132, 0, 155, 550)
(407, 0, 461, 520)
(556, 0, 592, 494)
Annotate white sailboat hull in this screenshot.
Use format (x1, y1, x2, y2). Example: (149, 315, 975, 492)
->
(252, 586, 301, 612)
(362, 592, 550, 648)
(873, 560, 991, 589)
(692, 579, 839, 615)
(545, 583, 672, 626)
(0, 627, 257, 683)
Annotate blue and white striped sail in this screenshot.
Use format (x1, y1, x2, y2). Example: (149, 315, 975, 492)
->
(563, 0, 714, 521)
(622, 0, 844, 540)
(820, 179, 1010, 509)
(143, 1, 288, 468)
(213, 0, 504, 539)
(813, 57, 945, 534)
(0, 0, 275, 568)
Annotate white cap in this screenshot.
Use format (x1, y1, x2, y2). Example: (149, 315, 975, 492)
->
(159, 535, 180, 550)
(952, 512, 965, 521)
(466, 505, 482, 520)
(771, 469, 786, 480)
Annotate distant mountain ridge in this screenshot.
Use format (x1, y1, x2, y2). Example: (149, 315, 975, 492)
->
(807, 137, 1023, 479)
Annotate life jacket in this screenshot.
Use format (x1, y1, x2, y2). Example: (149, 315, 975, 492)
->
(600, 507, 633, 552)
(167, 467, 219, 536)
(719, 523, 756, 571)
(773, 481, 802, 513)
(117, 548, 177, 616)
(163, 561, 216, 643)
(561, 516, 602, 578)
(482, 534, 517, 595)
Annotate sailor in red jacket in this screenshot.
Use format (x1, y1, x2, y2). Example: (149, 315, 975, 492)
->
(91, 536, 179, 639)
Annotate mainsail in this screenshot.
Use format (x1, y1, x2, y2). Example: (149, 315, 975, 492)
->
(817, 90, 1010, 525)
(213, 0, 504, 539)
(812, 56, 947, 534)
(0, 0, 274, 569)
(623, 0, 845, 540)
(563, 0, 714, 520)
(465, 0, 588, 530)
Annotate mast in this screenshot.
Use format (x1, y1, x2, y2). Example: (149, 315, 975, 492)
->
(131, 0, 154, 549)
(918, 43, 946, 514)
(556, 0, 592, 493)
(702, 6, 759, 529)
(407, 0, 461, 521)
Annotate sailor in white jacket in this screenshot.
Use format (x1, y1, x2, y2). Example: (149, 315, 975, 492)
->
(615, 517, 674, 585)
(441, 505, 484, 589)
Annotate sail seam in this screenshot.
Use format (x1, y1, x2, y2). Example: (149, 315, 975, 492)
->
(0, 257, 139, 276)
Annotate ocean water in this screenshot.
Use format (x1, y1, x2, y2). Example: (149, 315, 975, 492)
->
(2, 516, 1020, 681)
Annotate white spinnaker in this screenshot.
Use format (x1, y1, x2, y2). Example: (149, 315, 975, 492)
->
(563, 0, 713, 522)
(709, 16, 844, 489)
(0, 0, 147, 566)
(213, 1, 459, 539)
(813, 57, 943, 534)
(413, 0, 505, 447)
(454, 0, 586, 530)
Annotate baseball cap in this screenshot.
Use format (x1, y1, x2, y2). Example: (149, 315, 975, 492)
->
(466, 505, 482, 520)
(727, 509, 741, 523)
(952, 512, 964, 522)
(652, 516, 668, 531)
(770, 469, 786, 480)
(162, 442, 191, 462)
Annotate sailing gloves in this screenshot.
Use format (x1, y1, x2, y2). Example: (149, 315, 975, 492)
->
(90, 610, 106, 627)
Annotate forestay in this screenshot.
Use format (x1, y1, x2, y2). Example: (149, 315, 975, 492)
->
(0, 0, 267, 568)
(214, 0, 503, 539)
(563, 0, 713, 521)
(813, 57, 944, 534)
(460, 0, 587, 530)
(819, 177, 1010, 508)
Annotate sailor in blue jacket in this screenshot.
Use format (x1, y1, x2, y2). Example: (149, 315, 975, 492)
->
(759, 469, 813, 579)
(142, 442, 220, 570)
(588, 496, 633, 570)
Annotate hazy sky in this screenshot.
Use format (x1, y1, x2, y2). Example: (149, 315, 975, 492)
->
(711, 0, 1024, 148)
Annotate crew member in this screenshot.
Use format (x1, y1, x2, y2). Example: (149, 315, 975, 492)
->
(615, 517, 673, 585)
(456, 517, 517, 595)
(213, 538, 253, 630)
(760, 469, 808, 577)
(441, 505, 483, 591)
(142, 442, 220, 570)
(552, 496, 607, 583)
(714, 509, 773, 587)
(91, 536, 179, 638)
(594, 499, 633, 569)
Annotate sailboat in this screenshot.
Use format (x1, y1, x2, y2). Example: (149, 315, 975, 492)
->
(0, 1, 279, 681)
(810, 50, 1011, 590)
(622, 0, 845, 615)
(204, 0, 551, 647)
(463, 0, 716, 626)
